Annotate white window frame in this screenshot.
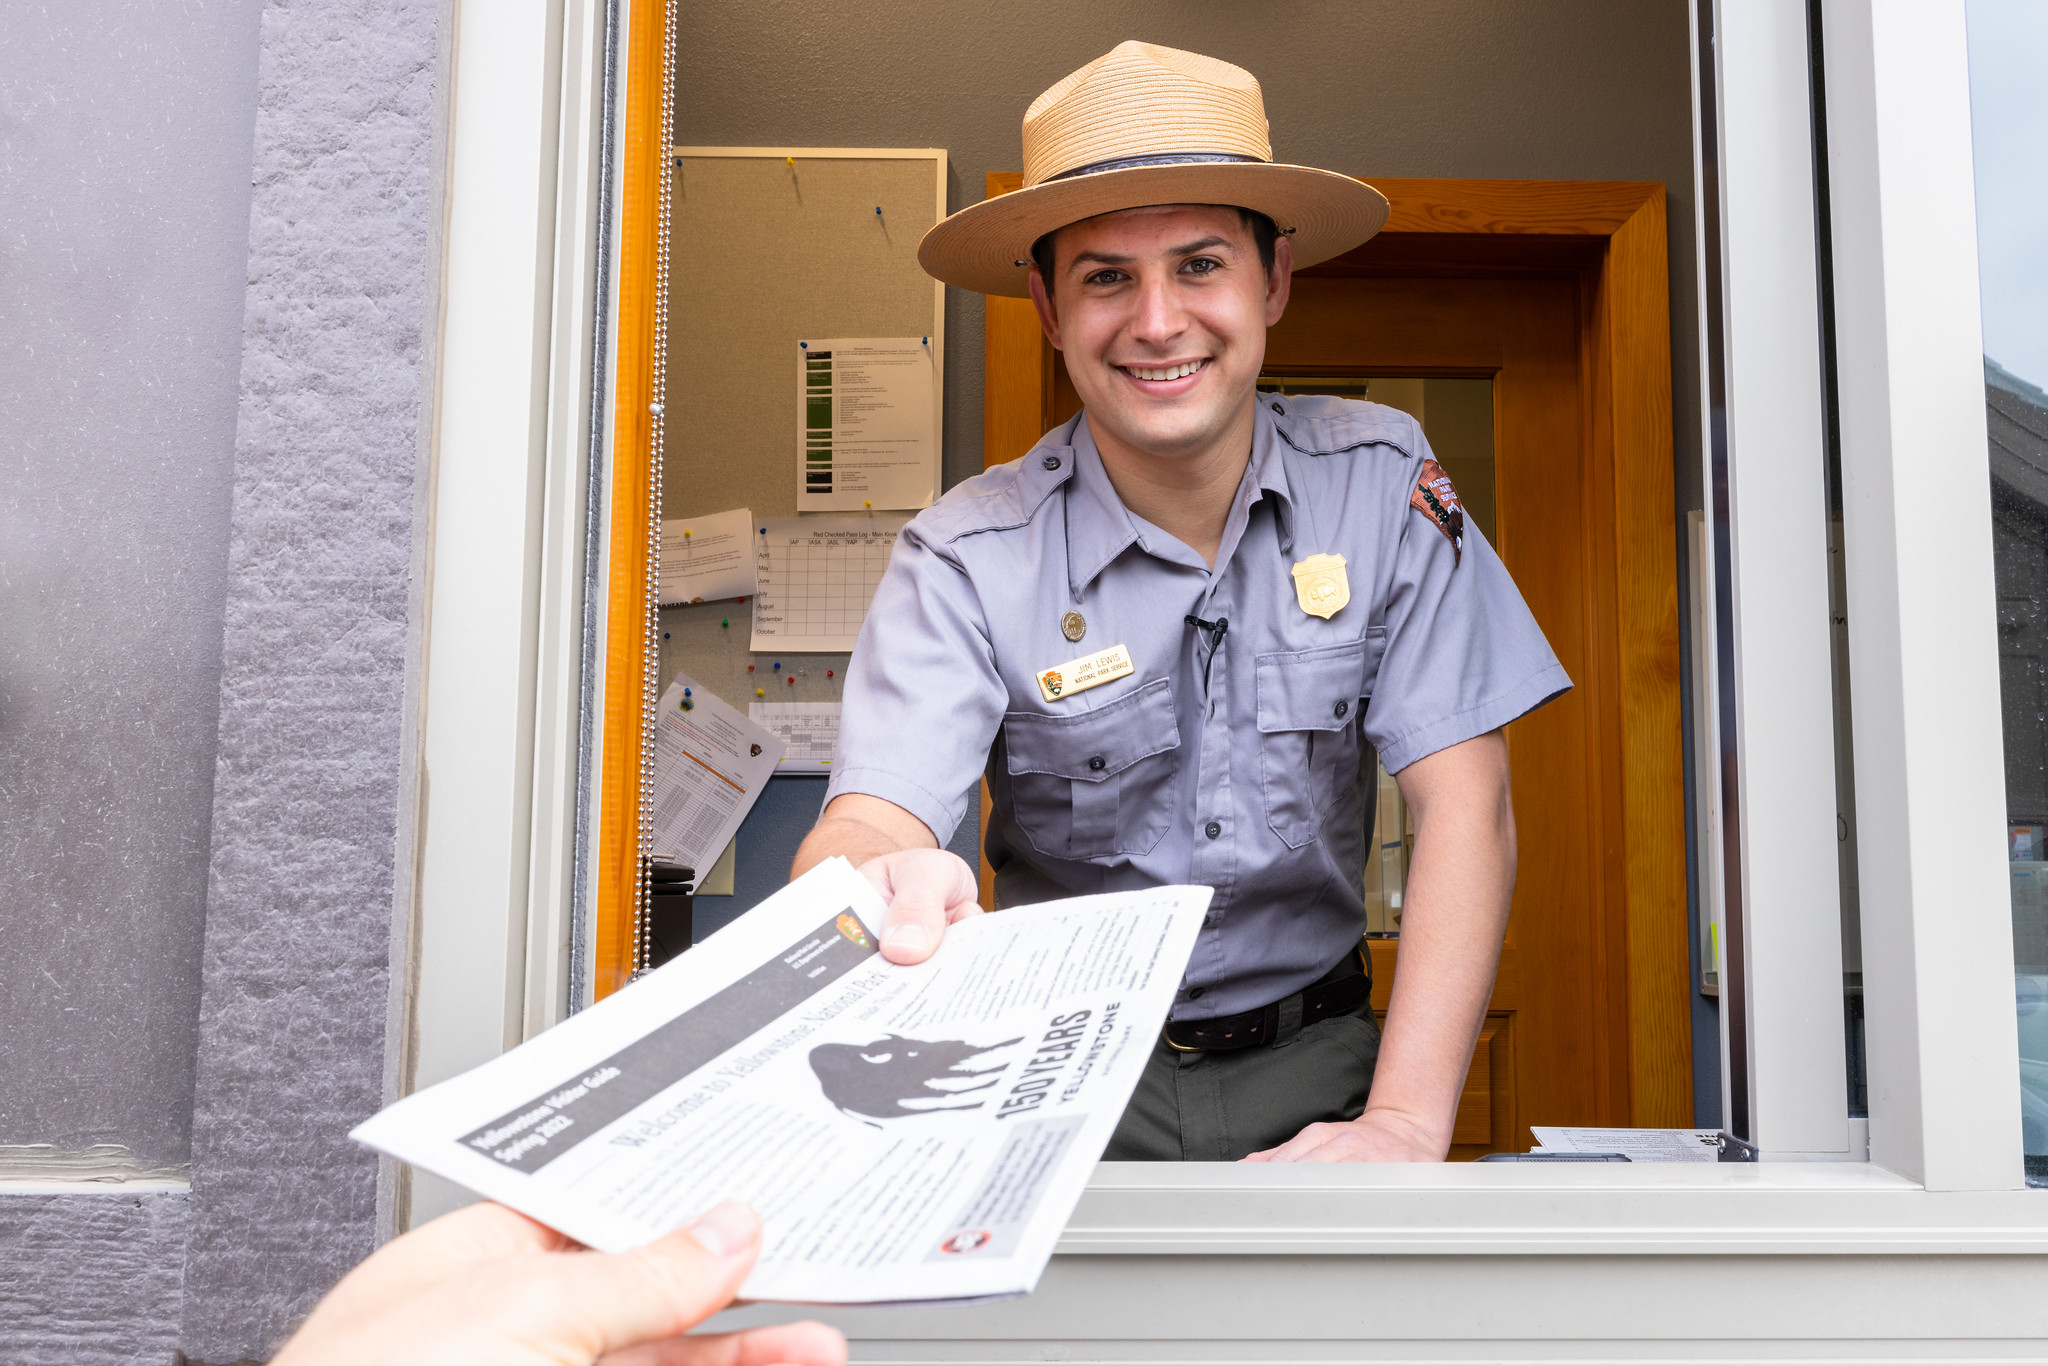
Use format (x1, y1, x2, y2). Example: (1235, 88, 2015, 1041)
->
(399, 0, 2048, 1344)
(403, 0, 615, 1226)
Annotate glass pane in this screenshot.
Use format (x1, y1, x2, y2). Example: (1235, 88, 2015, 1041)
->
(1256, 375, 1497, 933)
(1965, 0, 2048, 1187)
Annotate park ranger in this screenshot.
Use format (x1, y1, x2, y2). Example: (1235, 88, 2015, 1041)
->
(792, 41, 1569, 1162)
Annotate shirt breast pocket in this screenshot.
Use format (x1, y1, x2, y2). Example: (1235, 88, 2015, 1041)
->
(1001, 678, 1181, 862)
(1256, 638, 1378, 849)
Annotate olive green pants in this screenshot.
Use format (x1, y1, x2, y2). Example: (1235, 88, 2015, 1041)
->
(1103, 1005, 1382, 1161)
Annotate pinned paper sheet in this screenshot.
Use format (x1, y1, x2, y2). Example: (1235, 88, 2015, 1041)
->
(750, 516, 906, 653)
(659, 507, 755, 605)
(797, 338, 938, 511)
(749, 701, 840, 771)
(649, 674, 784, 875)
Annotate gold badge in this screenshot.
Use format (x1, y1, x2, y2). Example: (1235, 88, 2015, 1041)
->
(1291, 553, 1350, 620)
(1061, 610, 1087, 643)
(1036, 643, 1134, 703)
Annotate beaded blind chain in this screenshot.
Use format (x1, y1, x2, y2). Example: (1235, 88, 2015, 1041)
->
(634, 0, 680, 980)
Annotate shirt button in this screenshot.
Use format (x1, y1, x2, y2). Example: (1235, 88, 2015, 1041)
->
(1087, 754, 1106, 772)
(1334, 699, 1349, 718)
(1187, 986, 1205, 1000)
(1205, 820, 1222, 840)
(1270, 401, 1284, 414)
(1042, 454, 1062, 470)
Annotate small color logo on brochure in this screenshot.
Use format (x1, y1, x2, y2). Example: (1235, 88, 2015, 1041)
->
(835, 912, 873, 949)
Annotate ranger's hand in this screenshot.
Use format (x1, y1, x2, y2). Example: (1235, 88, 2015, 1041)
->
(1240, 1107, 1446, 1163)
(861, 847, 982, 965)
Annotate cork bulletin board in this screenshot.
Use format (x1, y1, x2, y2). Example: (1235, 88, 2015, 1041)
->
(656, 147, 945, 718)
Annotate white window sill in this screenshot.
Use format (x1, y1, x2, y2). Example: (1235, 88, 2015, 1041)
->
(1056, 1161, 2048, 1256)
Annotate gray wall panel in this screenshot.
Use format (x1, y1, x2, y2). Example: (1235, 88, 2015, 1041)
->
(0, 1190, 189, 1366)
(177, 2, 447, 1357)
(0, 0, 264, 1163)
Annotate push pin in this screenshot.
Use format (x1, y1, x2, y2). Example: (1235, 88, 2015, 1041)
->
(773, 662, 781, 671)
(826, 669, 834, 679)
(682, 527, 691, 538)
(786, 156, 795, 168)
(720, 618, 729, 629)
(747, 664, 755, 672)
(756, 688, 765, 698)
(875, 206, 882, 218)
(683, 687, 691, 697)
(662, 631, 670, 639)
(863, 499, 872, 508)
(786, 676, 795, 686)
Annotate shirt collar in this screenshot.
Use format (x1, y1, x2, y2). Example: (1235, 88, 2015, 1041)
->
(1062, 402, 1298, 601)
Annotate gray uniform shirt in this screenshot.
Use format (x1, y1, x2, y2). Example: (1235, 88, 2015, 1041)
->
(827, 394, 1570, 1020)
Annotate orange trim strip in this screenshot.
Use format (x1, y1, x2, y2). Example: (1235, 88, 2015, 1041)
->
(593, 0, 667, 1001)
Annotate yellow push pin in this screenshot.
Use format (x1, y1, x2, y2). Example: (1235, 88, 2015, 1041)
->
(755, 687, 765, 698)
(863, 500, 872, 509)
(682, 527, 691, 538)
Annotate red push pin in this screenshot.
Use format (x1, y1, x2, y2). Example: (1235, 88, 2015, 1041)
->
(826, 669, 834, 678)
(747, 664, 755, 672)
(786, 676, 795, 686)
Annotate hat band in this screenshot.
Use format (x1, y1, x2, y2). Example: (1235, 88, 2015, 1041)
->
(1040, 151, 1266, 184)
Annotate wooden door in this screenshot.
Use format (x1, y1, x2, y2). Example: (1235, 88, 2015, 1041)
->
(982, 177, 1692, 1149)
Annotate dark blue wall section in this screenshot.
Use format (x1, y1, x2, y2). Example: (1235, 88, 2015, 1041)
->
(694, 777, 980, 939)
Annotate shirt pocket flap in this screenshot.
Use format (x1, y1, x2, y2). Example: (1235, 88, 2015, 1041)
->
(1257, 642, 1370, 734)
(1004, 678, 1178, 781)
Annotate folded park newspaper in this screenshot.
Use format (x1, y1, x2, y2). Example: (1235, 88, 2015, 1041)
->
(352, 859, 1208, 1305)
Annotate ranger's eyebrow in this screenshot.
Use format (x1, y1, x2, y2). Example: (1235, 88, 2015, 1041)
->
(1067, 235, 1236, 272)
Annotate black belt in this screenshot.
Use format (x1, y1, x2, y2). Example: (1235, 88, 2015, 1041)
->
(1164, 949, 1372, 1053)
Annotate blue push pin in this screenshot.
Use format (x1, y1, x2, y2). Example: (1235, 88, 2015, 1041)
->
(773, 662, 781, 672)
(875, 206, 882, 218)
(683, 687, 692, 697)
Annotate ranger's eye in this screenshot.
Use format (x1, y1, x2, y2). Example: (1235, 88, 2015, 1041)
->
(1083, 268, 1128, 287)
(1182, 256, 1222, 275)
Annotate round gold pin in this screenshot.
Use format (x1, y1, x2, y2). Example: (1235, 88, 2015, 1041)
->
(1061, 610, 1086, 643)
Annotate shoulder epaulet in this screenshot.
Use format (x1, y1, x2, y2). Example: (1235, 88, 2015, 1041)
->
(1265, 393, 1422, 461)
(908, 417, 1083, 546)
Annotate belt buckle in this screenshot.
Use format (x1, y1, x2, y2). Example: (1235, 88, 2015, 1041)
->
(1163, 1026, 1204, 1053)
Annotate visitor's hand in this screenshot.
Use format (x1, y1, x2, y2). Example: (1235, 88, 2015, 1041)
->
(1241, 1107, 1446, 1163)
(860, 847, 982, 965)
(272, 1200, 846, 1366)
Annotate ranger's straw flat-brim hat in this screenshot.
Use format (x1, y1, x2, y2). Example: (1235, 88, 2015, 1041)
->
(918, 41, 1390, 298)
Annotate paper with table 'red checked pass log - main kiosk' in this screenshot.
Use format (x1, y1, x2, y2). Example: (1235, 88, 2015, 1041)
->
(350, 859, 1208, 1306)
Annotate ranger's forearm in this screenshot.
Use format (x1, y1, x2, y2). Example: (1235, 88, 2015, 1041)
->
(791, 815, 906, 879)
(1365, 736, 1515, 1154)
(791, 793, 941, 880)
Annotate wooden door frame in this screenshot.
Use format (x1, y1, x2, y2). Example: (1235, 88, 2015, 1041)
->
(981, 175, 1691, 1126)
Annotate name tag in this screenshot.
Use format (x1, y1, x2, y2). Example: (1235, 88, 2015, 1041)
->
(1036, 644, 1134, 703)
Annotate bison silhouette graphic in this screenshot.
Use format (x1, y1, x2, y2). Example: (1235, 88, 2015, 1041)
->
(808, 1034, 1023, 1120)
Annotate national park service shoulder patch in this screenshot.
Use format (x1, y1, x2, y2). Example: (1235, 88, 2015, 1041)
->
(1409, 458, 1465, 566)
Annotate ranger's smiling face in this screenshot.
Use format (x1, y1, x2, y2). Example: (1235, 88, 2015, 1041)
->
(1029, 203, 1292, 466)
